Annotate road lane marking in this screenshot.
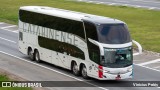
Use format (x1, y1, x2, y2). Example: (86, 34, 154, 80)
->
(133, 53, 140, 56)
(149, 7, 155, 10)
(135, 64, 160, 88)
(88, 0, 104, 4)
(87, 1, 94, 3)
(0, 50, 109, 90)
(77, 0, 160, 10)
(0, 22, 4, 24)
(1, 28, 18, 33)
(123, 4, 129, 6)
(12, 30, 19, 33)
(114, 0, 160, 4)
(134, 5, 142, 8)
(137, 59, 160, 66)
(1, 25, 17, 29)
(133, 0, 160, 4)
(0, 37, 17, 43)
(136, 64, 160, 72)
(108, 3, 116, 5)
(153, 66, 160, 69)
(95, 2, 104, 4)
(114, 0, 129, 3)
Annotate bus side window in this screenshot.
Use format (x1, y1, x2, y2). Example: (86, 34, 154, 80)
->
(83, 20, 100, 64)
(92, 52, 99, 62)
(19, 32, 23, 41)
(83, 21, 98, 41)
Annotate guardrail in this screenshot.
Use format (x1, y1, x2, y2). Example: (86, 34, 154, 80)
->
(132, 40, 142, 55)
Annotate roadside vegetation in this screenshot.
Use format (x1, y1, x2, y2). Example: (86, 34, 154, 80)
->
(0, 75, 32, 90)
(0, 0, 160, 52)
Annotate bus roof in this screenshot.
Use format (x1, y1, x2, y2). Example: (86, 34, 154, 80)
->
(20, 6, 124, 24)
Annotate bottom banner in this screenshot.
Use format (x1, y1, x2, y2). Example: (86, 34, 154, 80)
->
(0, 81, 160, 87)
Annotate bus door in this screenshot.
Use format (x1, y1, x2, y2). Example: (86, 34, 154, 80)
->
(89, 51, 100, 77)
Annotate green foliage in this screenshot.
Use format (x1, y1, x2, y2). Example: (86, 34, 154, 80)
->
(0, 75, 32, 90)
(0, 75, 9, 81)
(0, 0, 160, 52)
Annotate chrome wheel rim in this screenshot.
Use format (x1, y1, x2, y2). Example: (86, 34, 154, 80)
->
(29, 50, 33, 59)
(73, 63, 78, 74)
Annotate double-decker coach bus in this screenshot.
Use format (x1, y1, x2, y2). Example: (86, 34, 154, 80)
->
(18, 6, 133, 80)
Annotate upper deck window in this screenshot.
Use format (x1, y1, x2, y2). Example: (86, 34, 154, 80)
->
(97, 24, 131, 44)
(19, 10, 85, 39)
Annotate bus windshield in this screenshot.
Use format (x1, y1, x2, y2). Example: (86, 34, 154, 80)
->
(101, 47, 133, 68)
(97, 24, 131, 44)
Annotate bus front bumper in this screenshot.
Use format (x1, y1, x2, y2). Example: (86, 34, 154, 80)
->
(97, 71, 133, 80)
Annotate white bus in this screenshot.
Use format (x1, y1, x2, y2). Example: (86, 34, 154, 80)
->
(18, 6, 133, 80)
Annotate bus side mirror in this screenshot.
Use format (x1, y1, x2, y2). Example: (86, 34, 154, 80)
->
(132, 40, 142, 55)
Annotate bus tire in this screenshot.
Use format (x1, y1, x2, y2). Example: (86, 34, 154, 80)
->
(81, 64, 88, 79)
(72, 62, 80, 76)
(28, 48, 34, 61)
(34, 50, 41, 63)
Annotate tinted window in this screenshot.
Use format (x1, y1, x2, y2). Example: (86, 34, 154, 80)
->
(19, 32, 23, 41)
(83, 21, 98, 41)
(97, 24, 131, 44)
(83, 21, 100, 64)
(87, 41, 100, 64)
(38, 36, 85, 60)
(19, 10, 85, 39)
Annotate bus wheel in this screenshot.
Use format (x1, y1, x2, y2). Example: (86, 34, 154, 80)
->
(28, 48, 34, 61)
(81, 65, 88, 79)
(72, 62, 80, 76)
(35, 50, 41, 63)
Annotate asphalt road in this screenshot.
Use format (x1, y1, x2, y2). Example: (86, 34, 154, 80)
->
(0, 23, 160, 90)
(76, 0, 160, 10)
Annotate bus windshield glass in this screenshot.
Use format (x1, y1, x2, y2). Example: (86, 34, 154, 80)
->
(97, 24, 131, 44)
(101, 47, 133, 68)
